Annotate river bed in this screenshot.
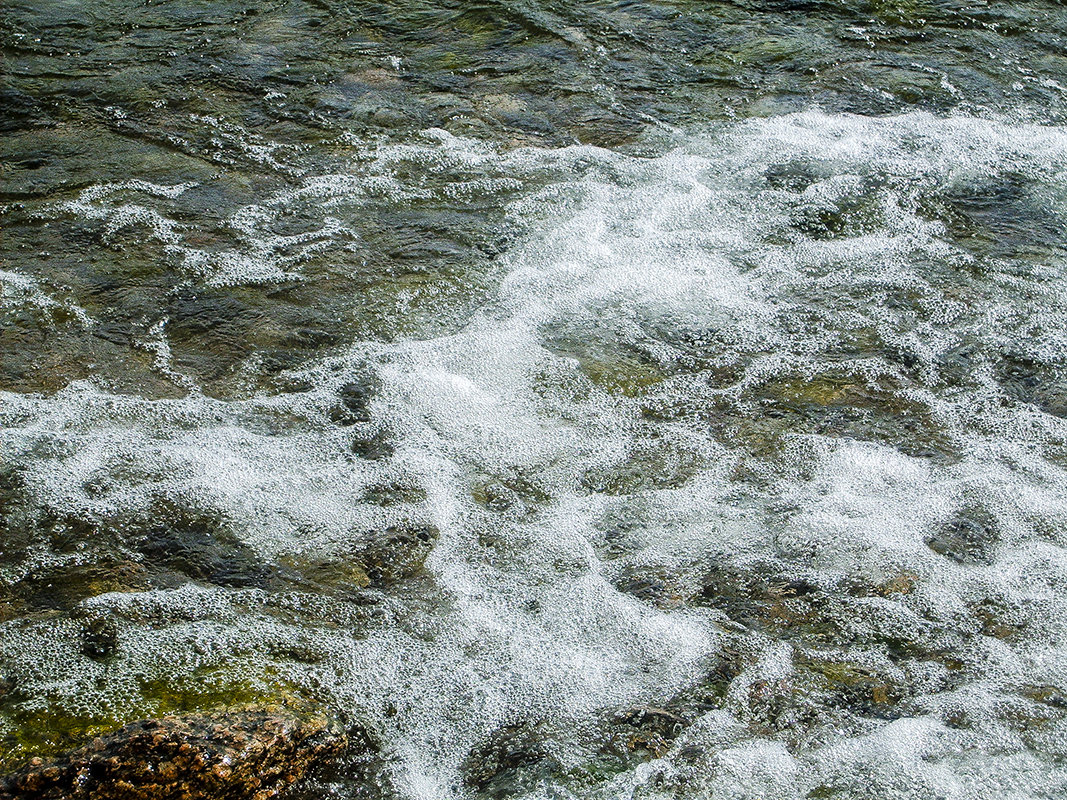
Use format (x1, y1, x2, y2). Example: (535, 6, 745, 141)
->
(2, 2, 1067, 798)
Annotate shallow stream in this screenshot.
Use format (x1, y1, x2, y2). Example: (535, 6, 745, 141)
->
(3, 1, 1067, 798)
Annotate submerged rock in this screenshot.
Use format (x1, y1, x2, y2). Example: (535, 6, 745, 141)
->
(463, 721, 558, 799)
(0, 706, 349, 800)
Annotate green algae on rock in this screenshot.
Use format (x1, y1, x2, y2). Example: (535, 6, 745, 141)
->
(0, 706, 351, 800)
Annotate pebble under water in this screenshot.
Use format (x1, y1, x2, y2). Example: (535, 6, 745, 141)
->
(2, 1, 1067, 798)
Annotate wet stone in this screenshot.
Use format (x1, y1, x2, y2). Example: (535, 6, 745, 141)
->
(611, 707, 688, 741)
(462, 721, 558, 799)
(0, 706, 351, 800)
(925, 510, 999, 566)
(359, 524, 439, 585)
(132, 510, 269, 590)
(472, 472, 549, 514)
(612, 567, 695, 610)
(361, 481, 427, 507)
(1019, 685, 1067, 710)
(994, 351, 1067, 419)
(696, 563, 839, 642)
(596, 702, 692, 764)
(77, 613, 119, 662)
(9, 561, 147, 613)
(350, 428, 395, 461)
(329, 374, 381, 426)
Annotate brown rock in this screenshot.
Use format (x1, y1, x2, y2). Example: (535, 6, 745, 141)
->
(0, 706, 349, 800)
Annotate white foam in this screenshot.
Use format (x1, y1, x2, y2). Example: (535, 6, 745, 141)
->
(5, 111, 1067, 798)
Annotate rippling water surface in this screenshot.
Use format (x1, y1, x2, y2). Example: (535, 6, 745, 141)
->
(3, 2, 1067, 798)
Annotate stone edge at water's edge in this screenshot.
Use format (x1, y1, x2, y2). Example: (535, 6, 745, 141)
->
(0, 705, 352, 800)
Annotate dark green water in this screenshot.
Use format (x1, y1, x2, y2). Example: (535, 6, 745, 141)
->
(3, 2, 1067, 798)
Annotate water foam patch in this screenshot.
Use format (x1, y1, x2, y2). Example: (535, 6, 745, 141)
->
(4, 112, 1067, 798)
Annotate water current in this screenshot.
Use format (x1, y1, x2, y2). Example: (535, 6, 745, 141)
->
(3, 1, 1067, 798)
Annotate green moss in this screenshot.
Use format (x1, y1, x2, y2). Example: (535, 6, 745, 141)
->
(0, 663, 302, 772)
(579, 355, 667, 398)
(473, 472, 550, 513)
(582, 441, 703, 496)
(279, 554, 372, 592)
(0, 707, 121, 772)
(137, 663, 292, 716)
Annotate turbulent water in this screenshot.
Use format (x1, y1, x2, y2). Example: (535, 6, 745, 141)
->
(3, 1, 1067, 798)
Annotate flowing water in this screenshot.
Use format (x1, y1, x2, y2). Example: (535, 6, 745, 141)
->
(3, 1, 1067, 798)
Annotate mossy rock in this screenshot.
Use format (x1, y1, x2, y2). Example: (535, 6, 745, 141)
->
(1018, 685, 1067, 710)
(0, 705, 351, 800)
(541, 332, 668, 399)
(361, 480, 427, 507)
(278, 555, 372, 594)
(871, 0, 932, 28)
(612, 567, 696, 610)
(581, 439, 704, 496)
(472, 472, 550, 514)
(359, 524, 439, 585)
(578, 354, 667, 398)
(8, 562, 147, 613)
(793, 652, 903, 717)
(462, 721, 559, 799)
(696, 564, 843, 644)
(0, 661, 306, 773)
(925, 509, 998, 566)
(725, 371, 955, 461)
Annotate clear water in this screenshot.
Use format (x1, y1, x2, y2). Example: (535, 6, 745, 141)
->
(2, 2, 1067, 799)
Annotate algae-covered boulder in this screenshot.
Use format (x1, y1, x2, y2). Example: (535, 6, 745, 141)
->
(0, 706, 349, 800)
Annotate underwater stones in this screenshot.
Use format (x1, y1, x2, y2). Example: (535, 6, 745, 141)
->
(612, 706, 688, 743)
(792, 652, 903, 720)
(764, 160, 831, 193)
(472, 472, 549, 514)
(0, 706, 349, 800)
(132, 512, 268, 590)
(969, 597, 1028, 642)
(740, 657, 904, 743)
(543, 335, 667, 400)
(1019, 685, 1067, 710)
(359, 523, 439, 585)
(697, 564, 835, 641)
(924, 511, 998, 566)
(719, 372, 955, 462)
(994, 351, 1067, 419)
(691, 647, 749, 710)
(349, 428, 395, 462)
(329, 375, 380, 426)
(279, 554, 372, 596)
(587, 702, 694, 768)
(790, 185, 885, 240)
(612, 567, 695, 610)
(360, 480, 426, 507)
(9, 561, 147, 613)
(77, 612, 120, 662)
(462, 721, 557, 798)
(580, 437, 704, 496)
(279, 522, 439, 596)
